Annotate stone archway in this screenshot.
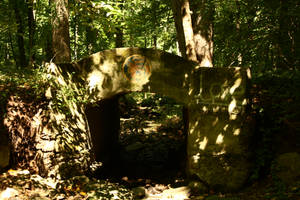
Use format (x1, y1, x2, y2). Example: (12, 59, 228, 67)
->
(52, 47, 252, 191)
(2, 47, 251, 191)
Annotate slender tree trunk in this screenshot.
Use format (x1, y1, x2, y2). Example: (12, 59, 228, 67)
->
(11, 0, 27, 68)
(153, 35, 157, 49)
(8, 32, 17, 65)
(73, 8, 78, 60)
(26, 0, 36, 66)
(85, 19, 96, 55)
(278, 0, 293, 69)
(115, 27, 123, 48)
(171, 0, 187, 58)
(44, 0, 53, 61)
(181, 0, 197, 62)
(51, 0, 71, 63)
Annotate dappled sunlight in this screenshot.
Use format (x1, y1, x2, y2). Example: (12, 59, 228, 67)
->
(199, 137, 208, 150)
(87, 71, 103, 92)
(230, 78, 242, 94)
(228, 98, 237, 113)
(192, 153, 201, 164)
(212, 117, 219, 126)
(216, 134, 224, 144)
(233, 128, 241, 136)
(186, 66, 251, 191)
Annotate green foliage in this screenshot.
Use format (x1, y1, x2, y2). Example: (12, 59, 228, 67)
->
(250, 69, 300, 181)
(0, 64, 48, 100)
(213, 0, 300, 71)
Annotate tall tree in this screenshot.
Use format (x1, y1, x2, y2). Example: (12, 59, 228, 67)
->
(190, 0, 214, 67)
(171, 0, 213, 66)
(26, 0, 35, 66)
(51, 0, 71, 63)
(10, 0, 27, 68)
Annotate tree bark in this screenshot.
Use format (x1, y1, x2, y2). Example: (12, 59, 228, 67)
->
(115, 27, 123, 48)
(190, 0, 213, 67)
(26, 0, 36, 66)
(51, 0, 71, 63)
(172, 0, 213, 66)
(11, 0, 27, 68)
(171, 0, 187, 58)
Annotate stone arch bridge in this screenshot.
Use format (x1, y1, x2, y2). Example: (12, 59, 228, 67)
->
(3, 47, 252, 191)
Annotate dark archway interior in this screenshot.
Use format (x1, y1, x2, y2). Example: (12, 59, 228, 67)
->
(86, 92, 188, 186)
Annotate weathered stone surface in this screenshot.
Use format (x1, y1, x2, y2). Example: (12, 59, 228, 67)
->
(0, 127, 9, 169)
(53, 47, 195, 103)
(186, 67, 252, 191)
(0, 145, 9, 169)
(44, 47, 196, 177)
(274, 152, 300, 184)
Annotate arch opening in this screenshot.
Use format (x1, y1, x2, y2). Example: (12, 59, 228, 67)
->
(86, 92, 188, 185)
(119, 92, 187, 180)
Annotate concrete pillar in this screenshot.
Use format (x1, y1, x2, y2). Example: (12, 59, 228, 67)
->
(187, 67, 252, 191)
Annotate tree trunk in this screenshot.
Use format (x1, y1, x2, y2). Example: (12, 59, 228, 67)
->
(26, 0, 36, 66)
(11, 0, 27, 68)
(115, 27, 123, 48)
(73, 7, 78, 60)
(190, 0, 213, 67)
(8, 32, 18, 65)
(85, 19, 96, 55)
(171, 0, 187, 58)
(172, 0, 213, 66)
(51, 0, 71, 63)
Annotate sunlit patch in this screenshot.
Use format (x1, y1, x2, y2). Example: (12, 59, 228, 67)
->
(223, 124, 229, 131)
(47, 62, 57, 74)
(213, 148, 226, 156)
(247, 68, 252, 79)
(230, 78, 242, 94)
(87, 71, 103, 91)
(201, 59, 212, 67)
(213, 106, 220, 112)
(242, 98, 247, 105)
(0, 188, 19, 199)
(199, 137, 208, 150)
(57, 76, 66, 85)
(233, 128, 241, 136)
(92, 54, 101, 65)
(229, 113, 237, 120)
(221, 88, 229, 99)
(202, 106, 208, 112)
(212, 117, 219, 126)
(192, 153, 201, 163)
(228, 99, 237, 113)
(216, 134, 224, 144)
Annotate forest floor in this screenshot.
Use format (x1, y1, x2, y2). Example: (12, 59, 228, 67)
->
(0, 93, 300, 200)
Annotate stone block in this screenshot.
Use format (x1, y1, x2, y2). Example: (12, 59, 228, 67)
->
(0, 145, 9, 168)
(187, 67, 252, 191)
